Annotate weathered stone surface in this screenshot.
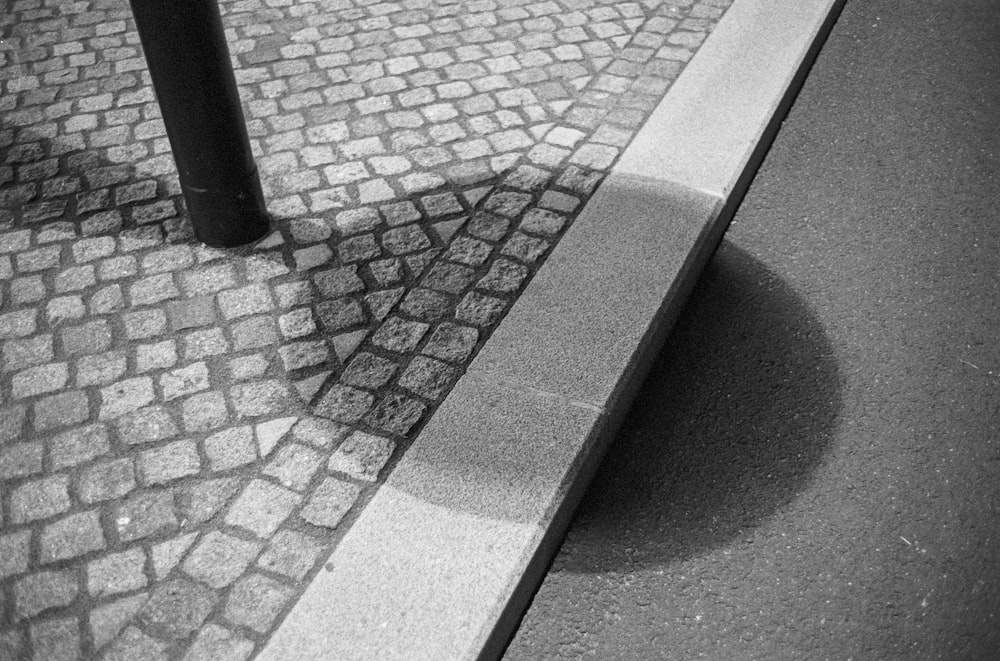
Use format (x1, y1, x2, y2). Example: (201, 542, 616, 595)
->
(90, 594, 149, 650)
(160, 362, 210, 401)
(340, 352, 398, 389)
(257, 529, 326, 581)
(48, 422, 108, 469)
(115, 405, 178, 445)
(29, 616, 80, 661)
(78, 458, 136, 504)
(399, 356, 456, 401)
(300, 477, 360, 528)
(183, 531, 263, 589)
(263, 443, 323, 491)
(102, 626, 168, 661)
(183, 624, 255, 661)
(10, 474, 71, 524)
(327, 431, 395, 482)
(364, 392, 426, 436)
(225, 573, 295, 633)
(181, 391, 229, 432)
(225, 479, 301, 538)
(40, 509, 106, 563)
(203, 426, 257, 471)
(371, 316, 430, 353)
(422, 322, 479, 363)
(0, 441, 43, 480)
(400, 287, 451, 321)
(152, 533, 198, 580)
(0, 530, 31, 580)
(87, 547, 148, 597)
(15, 570, 78, 619)
(115, 489, 179, 542)
(99, 377, 154, 419)
(33, 389, 91, 432)
(138, 578, 218, 640)
(178, 478, 241, 526)
(139, 440, 201, 485)
(231, 379, 292, 418)
(314, 384, 374, 423)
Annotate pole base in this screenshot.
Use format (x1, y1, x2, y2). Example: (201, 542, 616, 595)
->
(181, 169, 271, 248)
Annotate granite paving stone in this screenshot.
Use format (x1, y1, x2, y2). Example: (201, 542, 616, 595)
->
(182, 531, 263, 589)
(0, 0, 729, 653)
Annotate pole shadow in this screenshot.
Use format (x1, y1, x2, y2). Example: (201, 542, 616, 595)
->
(554, 240, 844, 573)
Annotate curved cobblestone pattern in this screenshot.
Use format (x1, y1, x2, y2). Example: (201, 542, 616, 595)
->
(0, 0, 730, 657)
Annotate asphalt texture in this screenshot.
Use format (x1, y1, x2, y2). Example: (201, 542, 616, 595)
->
(504, 0, 1000, 659)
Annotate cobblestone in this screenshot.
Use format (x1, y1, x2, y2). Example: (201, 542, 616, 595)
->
(300, 477, 361, 529)
(139, 439, 201, 485)
(225, 572, 295, 633)
(257, 529, 325, 581)
(183, 530, 262, 589)
(184, 624, 255, 661)
(225, 478, 301, 538)
(138, 578, 218, 640)
(15, 570, 78, 620)
(87, 547, 148, 597)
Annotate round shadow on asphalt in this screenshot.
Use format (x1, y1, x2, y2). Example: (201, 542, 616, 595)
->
(555, 240, 843, 572)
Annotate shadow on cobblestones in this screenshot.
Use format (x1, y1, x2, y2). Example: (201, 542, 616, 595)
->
(553, 241, 843, 571)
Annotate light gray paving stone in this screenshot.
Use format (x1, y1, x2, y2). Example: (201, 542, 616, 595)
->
(313, 385, 373, 424)
(87, 547, 147, 597)
(11, 474, 71, 524)
(263, 443, 323, 491)
(116, 405, 178, 445)
(225, 573, 295, 634)
(226, 478, 301, 538)
(257, 529, 326, 581)
(327, 431, 394, 482)
(90, 594, 149, 650)
(139, 440, 201, 485)
(99, 376, 155, 419)
(15, 570, 78, 620)
(29, 616, 80, 661)
(204, 425, 257, 471)
(2, 334, 53, 372)
(40, 509, 105, 563)
(12, 362, 69, 399)
(160, 362, 210, 401)
(78, 458, 136, 504)
(48, 422, 108, 469)
(229, 353, 271, 381)
(0, 530, 31, 579)
(76, 351, 128, 386)
(115, 489, 179, 543)
(102, 626, 168, 661)
(33, 389, 90, 433)
(0, 441, 43, 480)
(137, 577, 218, 640)
(181, 390, 229, 431)
(178, 478, 241, 526)
(183, 624, 255, 661)
(299, 477, 360, 529)
(230, 379, 292, 418)
(183, 530, 263, 589)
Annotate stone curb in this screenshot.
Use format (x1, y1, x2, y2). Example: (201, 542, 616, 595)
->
(257, 0, 847, 659)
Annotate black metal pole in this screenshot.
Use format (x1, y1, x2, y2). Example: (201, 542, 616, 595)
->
(128, 0, 270, 247)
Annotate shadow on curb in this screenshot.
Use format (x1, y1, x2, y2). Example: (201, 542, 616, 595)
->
(554, 240, 843, 572)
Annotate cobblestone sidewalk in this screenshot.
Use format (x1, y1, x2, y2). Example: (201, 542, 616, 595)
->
(0, 0, 729, 657)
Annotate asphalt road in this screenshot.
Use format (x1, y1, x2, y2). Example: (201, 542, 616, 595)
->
(504, 0, 1000, 659)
